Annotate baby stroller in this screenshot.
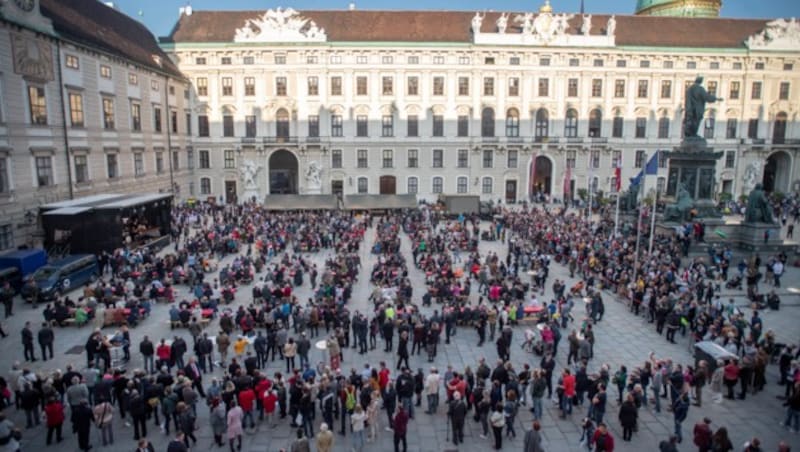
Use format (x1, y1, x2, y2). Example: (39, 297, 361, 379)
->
(521, 328, 544, 355)
(725, 275, 742, 290)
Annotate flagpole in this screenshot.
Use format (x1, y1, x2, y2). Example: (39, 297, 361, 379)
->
(614, 189, 620, 237)
(632, 153, 646, 284)
(613, 163, 621, 237)
(648, 182, 658, 255)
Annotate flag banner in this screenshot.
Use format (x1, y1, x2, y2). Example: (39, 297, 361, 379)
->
(563, 164, 572, 196)
(614, 165, 621, 192)
(645, 151, 659, 175)
(529, 153, 538, 197)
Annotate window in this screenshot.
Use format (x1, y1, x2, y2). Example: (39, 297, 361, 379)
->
(224, 150, 235, 169)
(687, 61, 697, 69)
(276, 109, 289, 138)
(614, 80, 625, 98)
(407, 115, 418, 137)
(407, 149, 418, 168)
(458, 77, 469, 96)
(733, 62, 743, 70)
(100, 65, 111, 79)
(612, 116, 623, 138)
(506, 109, 520, 137)
(481, 108, 494, 137)
(382, 76, 393, 95)
(407, 177, 418, 194)
(307, 115, 319, 138)
(28, 86, 47, 125)
(200, 177, 211, 195)
(593, 59, 604, 67)
(220, 57, 231, 65)
(171, 110, 178, 133)
(481, 177, 493, 194)
(707, 81, 718, 97)
(244, 77, 255, 96)
(664, 60, 674, 69)
(432, 149, 443, 168)
(538, 78, 549, 97)
(275, 54, 286, 65)
(507, 150, 518, 169)
(483, 77, 494, 96)
(509, 57, 520, 66)
(725, 150, 735, 169)
(436, 55, 447, 65)
(305, 55, 318, 64)
(382, 149, 394, 168)
(130, 102, 141, 131)
(567, 78, 578, 97)
(485, 57, 495, 65)
(35, 156, 53, 186)
(276, 77, 287, 96)
(457, 176, 468, 193)
(457, 115, 469, 137)
(432, 115, 444, 137)
(68, 93, 84, 127)
(407, 76, 419, 96)
(432, 77, 444, 96)
(106, 153, 118, 179)
(65, 54, 79, 69)
(566, 150, 576, 168)
(612, 150, 622, 168)
(195, 57, 207, 65)
(564, 109, 578, 138)
(408, 56, 419, 64)
(590, 150, 600, 169)
(482, 149, 493, 168)
(617, 60, 627, 68)
(382, 115, 393, 137)
(661, 80, 672, 99)
(729, 81, 740, 100)
(569, 58, 580, 67)
(658, 117, 670, 138)
(356, 76, 368, 96)
(432, 177, 444, 194)
(748, 118, 759, 139)
(726, 118, 738, 139)
(102, 98, 115, 130)
(0, 225, 13, 251)
(779, 82, 790, 100)
(357, 149, 368, 168)
(221, 77, 233, 96)
(658, 150, 668, 168)
(330, 55, 342, 64)
(150, 80, 159, 91)
(356, 116, 368, 137)
(243, 56, 254, 65)
(331, 76, 342, 96)
(640, 60, 651, 68)
(357, 177, 368, 193)
(331, 150, 342, 169)
(331, 115, 343, 137)
(635, 117, 647, 138)
(187, 149, 194, 169)
(457, 150, 468, 168)
(356, 55, 367, 64)
(637, 80, 649, 98)
(128, 73, 138, 86)
(751, 81, 762, 100)
(198, 115, 209, 137)
(535, 109, 549, 139)
(74, 155, 88, 183)
(784, 63, 794, 71)
(168, 86, 175, 96)
(156, 152, 164, 173)
(196, 78, 208, 96)
(709, 61, 719, 70)
(223, 115, 234, 137)
(588, 109, 602, 137)
(246, 115, 257, 138)
(199, 150, 210, 169)
(153, 107, 162, 133)
(634, 150, 645, 168)
(591, 79, 602, 97)
(704, 113, 715, 139)
(755, 62, 765, 70)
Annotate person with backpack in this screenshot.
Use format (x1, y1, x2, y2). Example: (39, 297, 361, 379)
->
(592, 422, 615, 451)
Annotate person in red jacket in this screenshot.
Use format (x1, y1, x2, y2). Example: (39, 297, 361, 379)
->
(592, 422, 615, 451)
(254, 377, 271, 421)
(693, 417, 713, 452)
(262, 389, 278, 427)
(44, 397, 65, 445)
(238, 387, 256, 429)
(393, 405, 409, 452)
(156, 339, 172, 370)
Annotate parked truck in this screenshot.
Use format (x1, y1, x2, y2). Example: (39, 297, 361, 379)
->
(0, 249, 47, 277)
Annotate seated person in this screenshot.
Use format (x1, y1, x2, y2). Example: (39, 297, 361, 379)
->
(53, 302, 70, 325)
(767, 291, 780, 310)
(42, 303, 55, 324)
(178, 308, 191, 326)
(169, 304, 181, 323)
(74, 306, 88, 326)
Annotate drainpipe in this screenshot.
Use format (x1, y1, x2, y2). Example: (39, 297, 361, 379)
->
(55, 41, 74, 200)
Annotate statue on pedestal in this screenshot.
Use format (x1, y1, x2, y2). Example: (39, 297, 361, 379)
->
(664, 182, 694, 222)
(744, 183, 775, 224)
(683, 76, 723, 140)
(305, 160, 322, 191)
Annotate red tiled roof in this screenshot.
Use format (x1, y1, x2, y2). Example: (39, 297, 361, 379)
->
(40, 0, 182, 78)
(165, 9, 770, 48)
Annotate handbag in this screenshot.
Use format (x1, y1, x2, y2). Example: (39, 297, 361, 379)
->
(294, 413, 303, 426)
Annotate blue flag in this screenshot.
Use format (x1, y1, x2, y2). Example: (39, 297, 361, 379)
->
(645, 152, 660, 175)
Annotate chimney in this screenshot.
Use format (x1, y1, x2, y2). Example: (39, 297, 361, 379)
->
(348, 2, 356, 11)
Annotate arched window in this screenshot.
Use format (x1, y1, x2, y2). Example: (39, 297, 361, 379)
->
(704, 110, 715, 139)
(506, 108, 520, 137)
(658, 116, 670, 138)
(535, 108, 549, 140)
(564, 109, 578, 138)
(457, 176, 468, 193)
(276, 108, 290, 139)
(774, 111, 788, 144)
(588, 109, 602, 137)
(481, 107, 495, 137)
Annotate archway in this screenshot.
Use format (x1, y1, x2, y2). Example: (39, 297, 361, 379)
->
(529, 155, 553, 198)
(763, 151, 791, 193)
(268, 149, 298, 194)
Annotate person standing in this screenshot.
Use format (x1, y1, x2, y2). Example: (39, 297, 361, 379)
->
(226, 399, 243, 452)
(489, 403, 505, 450)
(523, 420, 544, 452)
(692, 417, 713, 452)
(166, 432, 189, 452)
(591, 422, 615, 451)
(93, 397, 114, 446)
(139, 336, 155, 374)
(424, 367, 440, 414)
(392, 405, 409, 452)
(672, 391, 690, 443)
(210, 398, 226, 447)
(315, 422, 334, 452)
(71, 399, 93, 452)
(44, 397, 64, 445)
(1, 282, 14, 318)
(284, 338, 297, 373)
(618, 393, 638, 441)
(448, 391, 467, 445)
(396, 331, 410, 370)
(350, 405, 367, 452)
(37, 322, 54, 361)
(21, 322, 35, 362)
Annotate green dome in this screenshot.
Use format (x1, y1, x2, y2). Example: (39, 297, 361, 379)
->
(635, 0, 721, 17)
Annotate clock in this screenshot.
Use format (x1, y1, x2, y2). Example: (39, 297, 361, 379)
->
(14, 0, 35, 12)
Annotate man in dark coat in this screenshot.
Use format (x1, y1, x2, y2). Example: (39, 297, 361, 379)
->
(71, 399, 93, 451)
(38, 322, 55, 361)
(447, 391, 467, 445)
(21, 321, 35, 362)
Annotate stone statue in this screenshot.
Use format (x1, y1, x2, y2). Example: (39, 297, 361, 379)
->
(471, 13, 484, 34)
(742, 160, 763, 194)
(745, 183, 775, 223)
(683, 76, 722, 139)
(239, 159, 261, 190)
(496, 13, 508, 34)
(581, 15, 592, 35)
(664, 182, 694, 222)
(606, 15, 616, 36)
(305, 160, 322, 190)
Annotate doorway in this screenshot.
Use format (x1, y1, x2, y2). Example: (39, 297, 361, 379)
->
(331, 180, 343, 196)
(530, 155, 553, 197)
(225, 181, 237, 204)
(269, 149, 298, 194)
(763, 151, 791, 193)
(505, 180, 517, 204)
(379, 176, 396, 195)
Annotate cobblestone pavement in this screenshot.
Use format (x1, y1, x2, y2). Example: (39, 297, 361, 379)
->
(2, 217, 800, 451)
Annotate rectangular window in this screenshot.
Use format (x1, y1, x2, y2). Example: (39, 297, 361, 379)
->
(432, 115, 444, 137)
(199, 150, 210, 169)
(35, 156, 53, 186)
(733, 62, 743, 70)
(244, 77, 255, 96)
(663, 60, 674, 69)
(710, 61, 719, 70)
(0, 224, 13, 250)
(195, 57, 206, 65)
(751, 81, 762, 100)
(748, 119, 759, 139)
(68, 93, 84, 127)
(507, 150, 518, 169)
(661, 80, 672, 99)
(539, 57, 550, 66)
(612, 150, 622, 168)
(245, 115, 257, 138)
(687, 61, 697, 69)
(457, 176, 468, 193)
(635, 150, 645, 168)
(432, 149, 443, 168)
(221, 77, 233, 96)
(729, 81, 740, 100)
(356, 76, 368, 96)
(432, 77, 444, 96)
(509, 57, 520, 65)
(407, 177, 418, 194)
(458, 77, 469, 96)
(482, 177, 493, 194)
(154, 107, 162, 133)
(275, 54, 286, 64)
(331, 150, 342, 169)
(482, 149, 493, 168)
(593, 59, 604, 67)
(198, 115, 209, 137)
(196, 77, 208, 96)
(106, 154, 118, 179)
(704, 117, 715, 139)
(186, 113, 192, 136)
(407, 76, 419, 96)
(381, 76, 393, 96)
(569, 58, 580, 67)
(357, 178, 368, 194)
(617, 60, 627, 68)
(612, 117, 623, 138)
(591, 79, 602, 97)
(614, 80, 625, 98)
(640, 60, 651, 68)
(276, 77, 287, 96)
(102, 97, 115, 130)
(408, 56, 419, 64)
(566, 150, 576, 169)
(130, 102, 141, 131)
(755, 62, 765, 70)
(658, 117, 670, 138)
(779, 82, 790, 100)
(171, 110, 178, 133)
(382, 115, 393, 137)
(357, 149, 368, 168)
(568, 78, 578, 97)
(200, 178, 211, 195)
(508, 77, 519, 96)
(590, 150, 600, 169)
(485, 57, 495, 65)
(538, 78, 549, 97)
(356, 55, 368, 64)
(224, 150, 235, 169)
(457, 116, 469, 137)
(331, 76, 342, 96)
(74, 155, 88, 183)
(65, 54, 79, 69)
(457, 56, 468, 65)
(100, 65, 111, 79)
(382, 149, 393, 168)
(434, 55, 446, 65)
(243, 56, 254, 65)
(28, 86, 47, 125)
(308, 115, 319, 138)
(187, 149, 194, 170)
(223, 115, 234, 137)
(707, 81, 718, 97)
(407, 115, 418, 137)
(457, 149, 468, 168)
(330, 55, 342, 64)
(331, 115, 343, 137)
(356, 116, 368, 137)
(635, 117, 647, 138)
(432, 177, 444, 194)
(128, 73, 138, 86)
(483, 77, 494, 96)
(637, 80, 649, 98)
(726, 118, 738, 139)
(306, 55, 318, 64)
(725, 150, 735, 169)
(407, 149, 418, 168)
(658, 150, 668, 168)
(220, 57, 231, 65)
(151, 80, 159, 91)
